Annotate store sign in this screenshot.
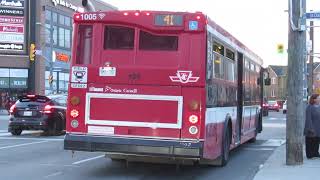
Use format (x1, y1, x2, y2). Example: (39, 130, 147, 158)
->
(0, 15, 23, 23)
(0, 77, 9, 88)
(0, 0, 24, 8)
(56, 52, 69, 62)
(0, 24, 23, 33)
(52, 0, 84, 12)
(0, 0, 25, 53)
(0, 33, 23, 43)
(0, 7, 24, 16)
(10, 77, 27, 88)
(0, 43, 23, 50)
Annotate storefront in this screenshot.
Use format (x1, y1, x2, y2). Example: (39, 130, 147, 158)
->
(0, 68, 28, 110)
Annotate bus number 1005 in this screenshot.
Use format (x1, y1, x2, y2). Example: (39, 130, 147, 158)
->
(80, 14, 97, 20)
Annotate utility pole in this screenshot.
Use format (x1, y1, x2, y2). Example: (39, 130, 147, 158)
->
(308, 20, 314, 95)
(286, 0, 306, 165)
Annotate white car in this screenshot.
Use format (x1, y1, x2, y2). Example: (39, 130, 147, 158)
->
(283, 100, 287, 114)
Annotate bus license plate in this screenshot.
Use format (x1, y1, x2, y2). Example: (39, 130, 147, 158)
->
(99, 67, 116, 77)
(23, 111, 32, 116)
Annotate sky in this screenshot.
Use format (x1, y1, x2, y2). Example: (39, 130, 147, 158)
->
(103, 0, 320, 67)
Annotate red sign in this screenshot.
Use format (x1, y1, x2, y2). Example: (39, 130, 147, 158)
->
(0, 24, 23, 33)
(56, 52, 70, 62)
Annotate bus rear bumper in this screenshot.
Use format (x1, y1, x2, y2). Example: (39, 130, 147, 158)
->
(64, 133, 203, 158)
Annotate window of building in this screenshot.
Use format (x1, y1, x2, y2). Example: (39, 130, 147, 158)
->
(46, 10, 51, 21)
(65, 29, 71, 48)
(59, 14, 65, 25)
(139, 30, 178, 51)
(104, 26, 135, 50)
(271, 89, 275, 97)
(53, 25, 57, 45)
(271, 77, 276, 85)
(65, 16, 71, 26)
(59, 27, 65, 47)
(52, 12, 57, 23)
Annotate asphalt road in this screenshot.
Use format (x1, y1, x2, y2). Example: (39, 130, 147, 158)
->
(0, 112, 286, 180)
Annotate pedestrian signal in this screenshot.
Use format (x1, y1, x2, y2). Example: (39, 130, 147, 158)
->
(277, 44, 284, 54)
(48, 75, 53, 84)
(29, 43, 36, 61)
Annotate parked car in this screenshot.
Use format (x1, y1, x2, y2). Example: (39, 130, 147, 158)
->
(262, 101, 269, 116)
(267, 100, 280, 112)
(283, 100, 287, 114)
(8, 94, 67, 136)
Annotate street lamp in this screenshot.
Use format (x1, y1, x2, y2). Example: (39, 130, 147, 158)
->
(36, 22, 54, 94)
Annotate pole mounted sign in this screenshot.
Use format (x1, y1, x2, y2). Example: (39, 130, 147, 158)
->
(305, 12, 320, 19)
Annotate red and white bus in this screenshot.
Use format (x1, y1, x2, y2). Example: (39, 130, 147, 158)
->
(64, 10, 268, 166)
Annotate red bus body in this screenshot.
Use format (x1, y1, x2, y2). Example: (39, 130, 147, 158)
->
(64, 10, 264, 165)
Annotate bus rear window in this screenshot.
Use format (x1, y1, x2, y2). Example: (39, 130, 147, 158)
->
(139, 31, 178, 51)
(75, 25, 93, 65)
(104, 26, 135, 50)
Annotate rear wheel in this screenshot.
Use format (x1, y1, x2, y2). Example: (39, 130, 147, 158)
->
(11, 129, 22, 136)
(220, 127, 231, 166)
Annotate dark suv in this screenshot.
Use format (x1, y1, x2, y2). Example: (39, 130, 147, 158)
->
(8, 94, 67, 136)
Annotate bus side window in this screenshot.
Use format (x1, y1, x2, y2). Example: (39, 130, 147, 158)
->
(75, 25, 93, 65)
(104, 26, 135, 50)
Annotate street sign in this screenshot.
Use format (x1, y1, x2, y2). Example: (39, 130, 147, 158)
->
(305, 12, 320, 19)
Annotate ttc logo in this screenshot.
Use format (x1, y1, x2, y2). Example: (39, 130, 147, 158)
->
(169, 70, 199, 84)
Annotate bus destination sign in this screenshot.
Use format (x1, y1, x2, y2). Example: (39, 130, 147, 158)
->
(155, 14, 183, 26)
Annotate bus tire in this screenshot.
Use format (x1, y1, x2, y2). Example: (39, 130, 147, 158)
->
(219, 125, 231, 166)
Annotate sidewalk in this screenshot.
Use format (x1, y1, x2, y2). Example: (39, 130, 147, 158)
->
(0, 109, 8, 115)
(254, 144, 320, 180)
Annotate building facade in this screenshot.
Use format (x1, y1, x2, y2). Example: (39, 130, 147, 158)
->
(0, 0, 116, 110)
(265, 65, 287, 101)
(36, 0, 116, 95)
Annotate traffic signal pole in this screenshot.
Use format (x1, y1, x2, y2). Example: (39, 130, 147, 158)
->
(28, 0, 36, 94)
(286, 0, 306, 165)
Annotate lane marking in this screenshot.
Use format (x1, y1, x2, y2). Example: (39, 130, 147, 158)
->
(0, 131, 43, 137)
(72, 155, 105, 165)
(0, 140, 48, 150)
(0, 130, 7, 133)
(0, 137, 63, 141)
(44, 171, 63, 179)
(243, 147, 274, 151)
(263, 123, 286, 128)
(39, 163, 78, 167)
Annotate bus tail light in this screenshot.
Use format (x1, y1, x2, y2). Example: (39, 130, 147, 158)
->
(134, 12, 140, 16)
(70, 109, 79, 118)
(123, 12, 128, 16)
(189, 126, 198, 135)
(70, 96, 80, 106)
(189, 115, 198, 124)
(189, 100, 199, 111)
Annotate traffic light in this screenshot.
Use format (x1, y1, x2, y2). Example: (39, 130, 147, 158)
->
(277, 44, 284, 54)
(48, 75, 53, 84)
(29, 43, 36, 61)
